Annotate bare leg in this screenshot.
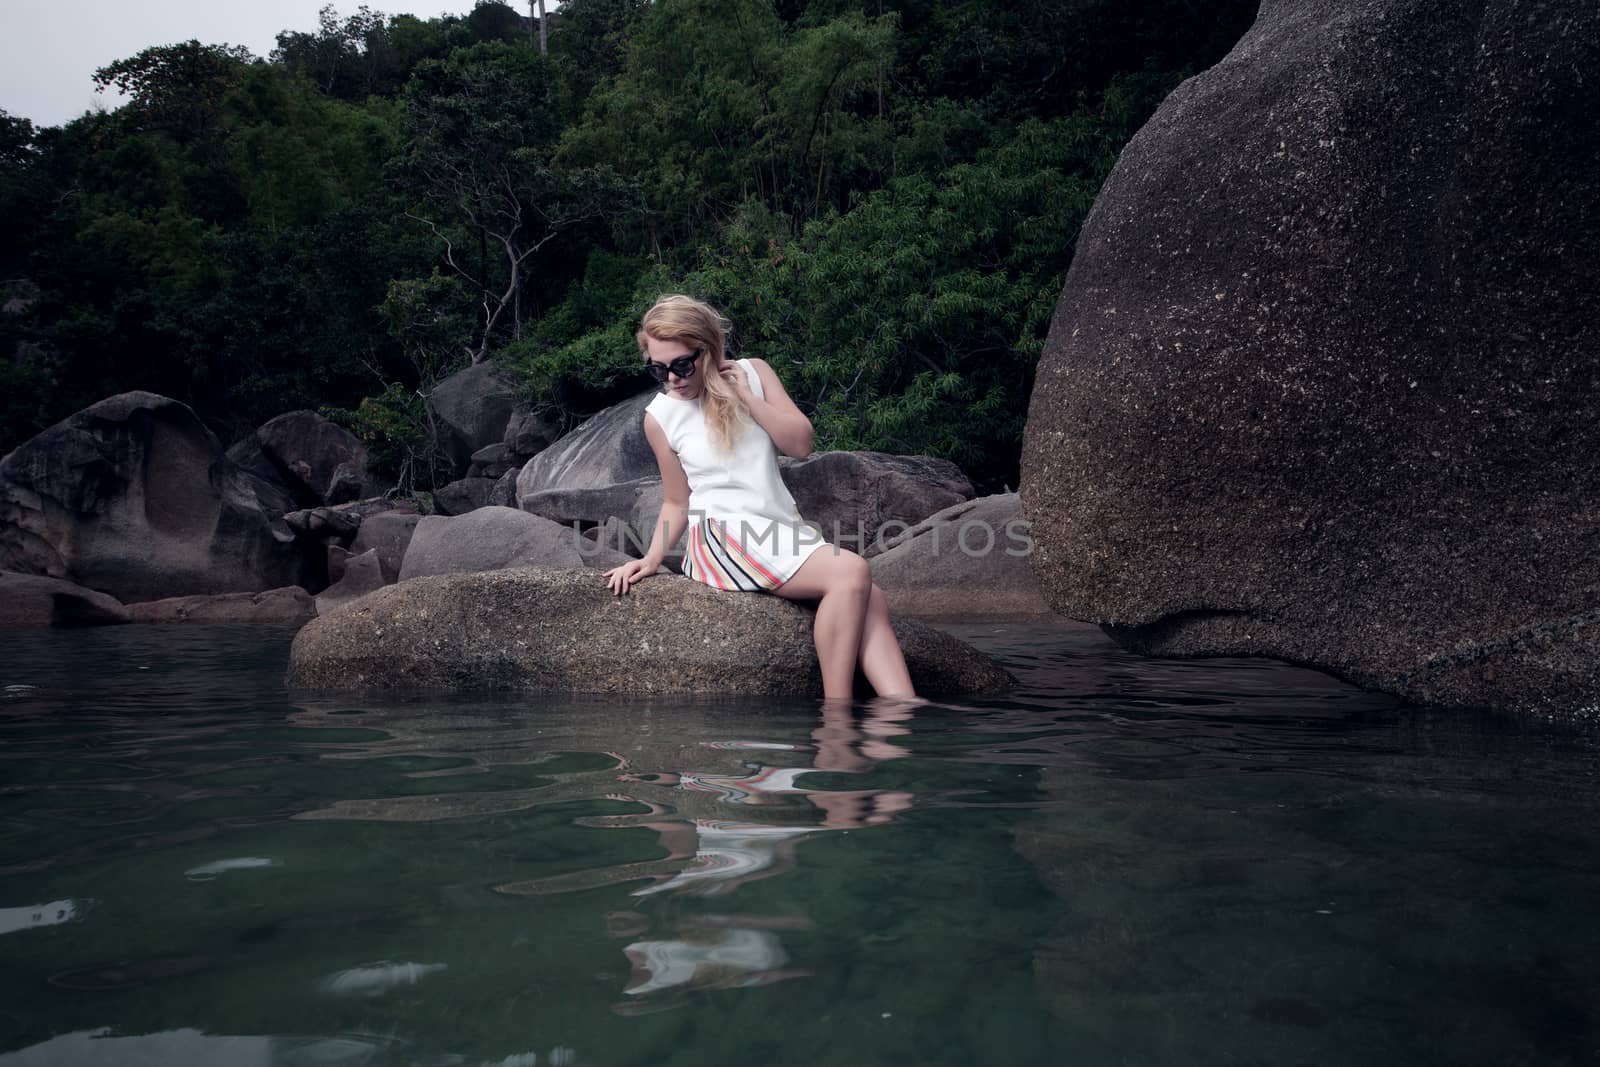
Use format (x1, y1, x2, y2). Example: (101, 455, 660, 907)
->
(772, 548, 871, 699)
(858, 584, 916, 698)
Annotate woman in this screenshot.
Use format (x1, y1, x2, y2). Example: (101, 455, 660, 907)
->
(603, 294, 917, 701)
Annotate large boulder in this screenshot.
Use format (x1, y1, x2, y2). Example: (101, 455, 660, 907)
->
(227, 410, 387, 508)
(515, 390, 658, 500)
(429, 362, 528, 476)
(0, 572, 129, 628)
(781, 451, 974, 557)
(1019, 0, 1600, 716)
(398, 506, 628, 581)
(871, 494, 1052, 620)
(0, 392, 313, 601)
(287, 567, 1013, 696)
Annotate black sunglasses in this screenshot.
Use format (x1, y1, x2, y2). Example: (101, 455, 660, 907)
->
(644, 348, 703, 383)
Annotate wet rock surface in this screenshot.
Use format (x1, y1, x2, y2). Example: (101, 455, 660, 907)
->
(0, 571, 130, 628)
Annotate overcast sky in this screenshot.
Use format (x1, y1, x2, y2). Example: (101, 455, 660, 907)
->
(2, 1, 496, 129)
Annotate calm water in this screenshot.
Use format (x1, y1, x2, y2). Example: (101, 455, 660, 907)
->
(0, 621, 1596, 1066)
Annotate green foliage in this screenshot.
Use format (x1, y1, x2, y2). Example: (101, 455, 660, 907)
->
(681, 72, 1179, 487)
(501, 254, 670, 414)
(93, 41, 258, 143)
(324, 382, 444, 490)
(560, 0, 898, 235)
(3, 0, 1260, 482)
(394, 40, 632, 359)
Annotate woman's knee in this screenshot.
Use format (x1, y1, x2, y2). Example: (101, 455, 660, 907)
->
(833, 552, 871, 596)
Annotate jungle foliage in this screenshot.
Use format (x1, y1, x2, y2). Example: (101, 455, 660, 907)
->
(0, 0, 1257, 488)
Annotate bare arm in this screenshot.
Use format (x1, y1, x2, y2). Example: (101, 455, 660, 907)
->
(723, 358, 814, 458)
(605, 412, 692, 595)
(640, 412, 690, 567)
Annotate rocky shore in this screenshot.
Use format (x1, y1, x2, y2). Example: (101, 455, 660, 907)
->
(0, 376, 1034, 693)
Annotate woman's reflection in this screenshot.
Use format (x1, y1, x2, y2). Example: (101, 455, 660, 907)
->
(502, 699, 918, 1011)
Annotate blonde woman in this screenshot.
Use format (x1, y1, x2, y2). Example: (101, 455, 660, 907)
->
(603, 294, 916, 701)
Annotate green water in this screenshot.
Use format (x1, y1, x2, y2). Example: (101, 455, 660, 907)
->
(0, 622, 1595, 1066)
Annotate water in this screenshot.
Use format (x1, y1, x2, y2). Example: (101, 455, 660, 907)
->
(0, 622, 1596, 1066)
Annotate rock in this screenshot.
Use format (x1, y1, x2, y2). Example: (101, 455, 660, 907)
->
(467, 442, 517, 479)
(489, 469, 518, 508)
(520, 477, 665, 556)
(429, 362, 527, 476)
(585, 515, 657, 563)
(325, 463, 367, 505)
(0, 571, 129, 628)
(781, 451, 975, 557)
(232, 410, 388, 507)
(316, 549, 388, 615)
(125, 586, 316, 625)
(1018, 0, 1600, 717)
(349, 510, 421, 584)
(286, 568, 1013, 696)
(326, 544, 354, 585)
(515, 390, 658, 500)
(433, 477, 497, 516)
(0, 392, 314, 601)
(283, 505, 364, 543)
(870, 494, 1052, 620)
(221, 442, 300, 533)
(398, 506, 629, 582)
(503, 408, 562, 456)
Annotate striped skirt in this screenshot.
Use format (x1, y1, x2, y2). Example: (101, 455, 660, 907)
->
(681, 516, 824, 592)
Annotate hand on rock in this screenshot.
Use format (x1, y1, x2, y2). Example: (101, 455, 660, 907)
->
(604, 558, 658, 595)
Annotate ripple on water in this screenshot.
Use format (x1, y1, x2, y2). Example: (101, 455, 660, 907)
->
(0, 622, 1595, 1067)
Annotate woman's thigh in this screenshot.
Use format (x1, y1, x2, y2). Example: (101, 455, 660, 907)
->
(771, 545, 870, 601)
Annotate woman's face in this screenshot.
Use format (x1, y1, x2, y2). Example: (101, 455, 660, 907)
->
(644, 334, 708, 400)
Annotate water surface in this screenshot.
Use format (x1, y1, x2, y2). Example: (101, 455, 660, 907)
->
(1, 622, 1595, 1065)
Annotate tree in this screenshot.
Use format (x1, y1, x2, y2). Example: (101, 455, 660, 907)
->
(395, 42, 628, 362)
(271, 4, 388, 98)
(93, 40, 257, 142)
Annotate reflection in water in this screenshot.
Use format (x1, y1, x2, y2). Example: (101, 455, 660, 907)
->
(0, 1028, 384, 1066)
(0, 900, 79, 937)
(318, 960, 448, 997)
(624, 926, 795, 996)
(184, 857, 278, 881)
(2, 623, 1598, 1067)
(498, 701, 918, 1009)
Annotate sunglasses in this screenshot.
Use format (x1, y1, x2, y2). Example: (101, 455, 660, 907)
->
(644, 348, 703, 383)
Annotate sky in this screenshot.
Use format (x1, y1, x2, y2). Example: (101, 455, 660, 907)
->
(1, 1, 495, 129)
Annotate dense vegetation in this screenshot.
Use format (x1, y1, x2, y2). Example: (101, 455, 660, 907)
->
(0, 0, 1256, 489)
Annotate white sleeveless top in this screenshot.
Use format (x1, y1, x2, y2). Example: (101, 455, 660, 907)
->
(645, 359, 824, 591)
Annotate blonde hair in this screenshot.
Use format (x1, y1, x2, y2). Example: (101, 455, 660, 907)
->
(638, 294, 750, 453)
